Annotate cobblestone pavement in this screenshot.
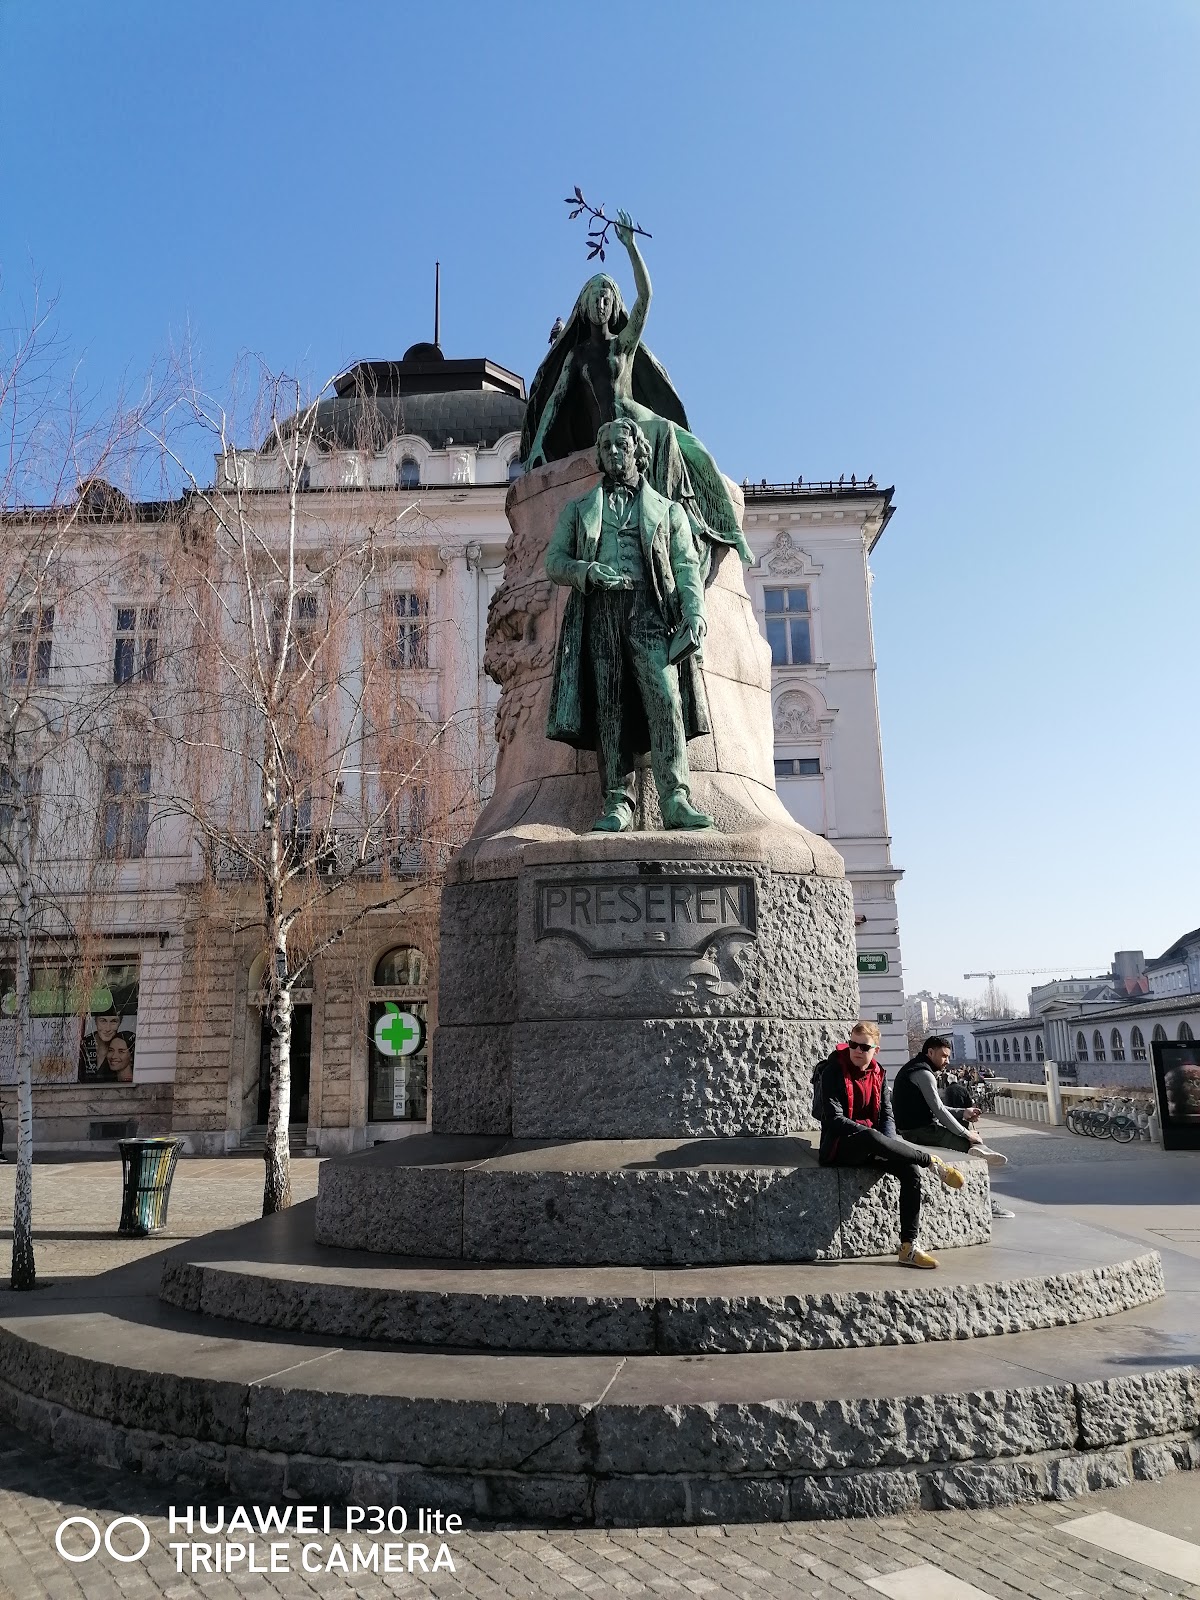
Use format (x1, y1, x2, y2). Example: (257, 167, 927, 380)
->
(0, 1155, 322, 1280)
(1, 1429, 1199, 1600)
(0, 1131, 1196, 1600)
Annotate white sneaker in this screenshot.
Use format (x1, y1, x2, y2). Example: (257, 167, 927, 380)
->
(990, 1198, 1016, 1219)
(970, 1144, 1009, 1167)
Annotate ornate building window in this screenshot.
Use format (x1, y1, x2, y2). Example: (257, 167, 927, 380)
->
(1178, 1021, 1194, 1042)
(113, 605, 160, 684)
(1035, 1036, 1045, 1061)
(399, 456, 420, 489)
(101, 763, 151, 859)
(1002, 1038, 1010, 1062)
(507, 455, 523, 482)
(0, 765, 42, 849)
(12, 607, 53, 684)
(383, 592, 428, 669)
(1023, 1036, 1032, 1061)
(1153, 1024, 1168, 1043)
(1130, 1026, 1147, 1062)
(1111, 1029, 1126, 1062)
(1093, 1029, 1106, 1062)
(1076, 1031, 1088, 1061)
(764, 587, 812, 666)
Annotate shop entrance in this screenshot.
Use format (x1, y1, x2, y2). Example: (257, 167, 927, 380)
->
(256, 1004, 311, 1127)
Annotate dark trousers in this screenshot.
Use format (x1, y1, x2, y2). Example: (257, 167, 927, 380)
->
(832, 1127, 933, 1244)
(901, 1121, 972, 1155)
(587, 589, 690, 808)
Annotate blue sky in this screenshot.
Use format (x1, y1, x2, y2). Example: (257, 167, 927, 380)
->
(3, 1, 1198, 1003)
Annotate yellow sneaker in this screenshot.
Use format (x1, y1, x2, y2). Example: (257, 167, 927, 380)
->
(930, 1156, 965, 1190)
(898, 1242, 939, 1269)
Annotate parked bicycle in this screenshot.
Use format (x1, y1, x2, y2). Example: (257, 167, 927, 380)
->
(1064, 1096, 1141, 1142)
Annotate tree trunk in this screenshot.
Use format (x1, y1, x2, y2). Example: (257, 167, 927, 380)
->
(262, 970, 293, 1214)
(10, 802, 36, 1290)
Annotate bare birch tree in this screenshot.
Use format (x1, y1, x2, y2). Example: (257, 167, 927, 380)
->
(151, 361, 477, 1214)
(0, 280, 145, 1287)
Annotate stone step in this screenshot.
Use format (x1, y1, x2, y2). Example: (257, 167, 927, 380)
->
(0, 1240, 1197, 1526)
(314, 1133, 992, 1264)
(159, 1209, 1165, 1354)
(236, 1124, 310, 1156)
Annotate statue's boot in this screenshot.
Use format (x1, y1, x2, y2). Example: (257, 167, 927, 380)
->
(661, 789, 714, 830)
(592, 796, 635, 833)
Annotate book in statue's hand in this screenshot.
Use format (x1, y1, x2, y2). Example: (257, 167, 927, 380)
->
(668, 620, 702, 665)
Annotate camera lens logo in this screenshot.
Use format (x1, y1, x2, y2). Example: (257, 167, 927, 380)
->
(55, 1516, 151, 1563)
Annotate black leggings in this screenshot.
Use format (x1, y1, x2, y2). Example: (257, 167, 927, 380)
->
(833, 1127, 934, 1244)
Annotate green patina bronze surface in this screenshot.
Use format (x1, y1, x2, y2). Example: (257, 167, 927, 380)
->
(523, 211, 753, 576)
(545, 419, 714, 832)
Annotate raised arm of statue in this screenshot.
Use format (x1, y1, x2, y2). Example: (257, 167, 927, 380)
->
(614, 210, 651, 356)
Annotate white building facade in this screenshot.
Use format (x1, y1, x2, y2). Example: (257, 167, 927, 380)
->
(741, 482, 907, 1067)
(2, 342, 910, 1146)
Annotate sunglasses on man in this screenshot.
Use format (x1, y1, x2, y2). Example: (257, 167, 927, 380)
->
(848, 1041, 875, 1054)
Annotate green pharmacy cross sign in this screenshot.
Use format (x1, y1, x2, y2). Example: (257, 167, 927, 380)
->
(373, 1002, 424, 1058)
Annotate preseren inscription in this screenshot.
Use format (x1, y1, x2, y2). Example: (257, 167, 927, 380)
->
(536, 876, 755, 958)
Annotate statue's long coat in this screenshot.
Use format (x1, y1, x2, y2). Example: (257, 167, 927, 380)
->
(544, 478, 711, 754)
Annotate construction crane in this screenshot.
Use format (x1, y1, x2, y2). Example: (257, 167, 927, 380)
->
(963, 966, 1102, 980)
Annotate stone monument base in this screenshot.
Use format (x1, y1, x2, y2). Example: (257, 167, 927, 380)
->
(435, 829, 860, 1141)
(312, 1134, 991, 1265)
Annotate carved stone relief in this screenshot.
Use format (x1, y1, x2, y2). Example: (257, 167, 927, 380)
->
(773, 690, 821, 739)
(484, 579, 558, 750)
(765, 530, 812, 576)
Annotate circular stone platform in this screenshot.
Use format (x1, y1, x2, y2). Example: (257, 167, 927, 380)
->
(160, 1214, 1164, 1353)
(0, 1198, 1195, 1527)
(312, 1135, 992, 1265)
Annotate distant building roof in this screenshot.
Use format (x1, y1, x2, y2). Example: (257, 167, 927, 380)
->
(1147, 926, 1200, 970)
(273, 344, 528, 454)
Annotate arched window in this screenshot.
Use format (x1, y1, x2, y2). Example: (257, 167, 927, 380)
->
(1093, 1029, 1106, 1062)
(1130, 1026, 1146, 1061)
(399, 456, 420, 489)
(1012, 1037, 1022, 1060)
(976, 1040, 983, 1060)
(983, 1040, 991, 1061)
(1076, 1031, 1088, 1061)
(1002, 1038, 1010, 1062)
(1035, 1036, 1045, 1061)
(1153, 1024, 1168, 1043)
(1179, 1021, 1194, 1043)
(373, 946, 424, 987)
(507, 455, 523, 483)
(368, 946, 428, 1125)
(1023, 1035, 1032, 1061)
(1111, 1029, 1126, 1062)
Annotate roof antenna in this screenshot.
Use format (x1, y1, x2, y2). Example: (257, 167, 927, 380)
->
(434, 260, 441, 351)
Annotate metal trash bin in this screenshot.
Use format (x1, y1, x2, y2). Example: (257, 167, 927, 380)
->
(117, 1137, 183, 1237)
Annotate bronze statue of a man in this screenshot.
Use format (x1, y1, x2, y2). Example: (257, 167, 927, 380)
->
(545, 418, 714, 832)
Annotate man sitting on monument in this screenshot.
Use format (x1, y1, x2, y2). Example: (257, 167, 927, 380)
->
(895, 1037, 1015, 1222)
(816, 1027, 966, 1270)
(544, 416, 714, 832)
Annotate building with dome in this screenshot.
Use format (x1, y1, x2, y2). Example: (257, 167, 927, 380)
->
(1, 334, 908, 1151)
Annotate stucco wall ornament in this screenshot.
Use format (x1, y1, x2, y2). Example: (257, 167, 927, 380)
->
(765, 529, 811, 576)
(773, 690, 820, 739)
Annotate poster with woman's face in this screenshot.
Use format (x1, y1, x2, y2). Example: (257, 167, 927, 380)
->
(76, 962, 140, 1084)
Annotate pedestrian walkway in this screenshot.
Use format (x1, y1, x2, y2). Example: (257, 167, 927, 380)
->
(3, 1432, 1200, 1599)
(0, 1140, 1195, 1598)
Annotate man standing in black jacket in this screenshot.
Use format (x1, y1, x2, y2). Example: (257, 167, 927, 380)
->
(816, 1025, 965, 1269)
